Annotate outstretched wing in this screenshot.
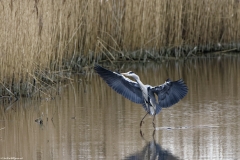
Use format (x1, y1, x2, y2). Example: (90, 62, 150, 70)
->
(94, 64, 144, 104)
(152, 79, 188, 111)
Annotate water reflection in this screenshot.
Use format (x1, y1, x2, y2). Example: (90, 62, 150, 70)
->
(0, 56, 240, 159)
(125, 140, 179, 160)
(124, 130, 179, 160)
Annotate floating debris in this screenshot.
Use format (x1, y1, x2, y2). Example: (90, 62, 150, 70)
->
(35, 118, 43, 125)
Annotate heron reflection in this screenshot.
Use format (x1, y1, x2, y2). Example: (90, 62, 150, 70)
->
(124, 140, 179, 160)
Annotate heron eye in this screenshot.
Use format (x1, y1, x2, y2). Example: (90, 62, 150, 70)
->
(129, 71, 134, 74)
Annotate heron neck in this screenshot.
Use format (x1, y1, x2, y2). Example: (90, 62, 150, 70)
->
(134, 77, 143, 86)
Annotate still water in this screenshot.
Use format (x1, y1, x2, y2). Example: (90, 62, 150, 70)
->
(0, 56, 240, 159)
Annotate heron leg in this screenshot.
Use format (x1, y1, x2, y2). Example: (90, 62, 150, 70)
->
(140, 130, 144, 138)
(140, 112, 148, 128)
(140, 129, 148, 142)
(152, 114, 156, 129)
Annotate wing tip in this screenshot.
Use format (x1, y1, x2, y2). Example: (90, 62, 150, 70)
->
(94, 64, 144, 104)
(94, 64, 102, 72)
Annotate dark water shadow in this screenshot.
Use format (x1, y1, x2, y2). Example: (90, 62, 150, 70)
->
(124, 141, 179, 160)
(124, 130, 179, 160)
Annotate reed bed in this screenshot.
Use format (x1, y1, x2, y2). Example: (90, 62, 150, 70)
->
(0, 0, 240, 97)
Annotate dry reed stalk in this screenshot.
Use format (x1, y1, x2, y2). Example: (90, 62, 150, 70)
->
(0, 0, 85, 96)
(0, 0, 239, 97)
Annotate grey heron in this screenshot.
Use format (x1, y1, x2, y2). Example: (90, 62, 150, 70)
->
(94, 64, 188, 129)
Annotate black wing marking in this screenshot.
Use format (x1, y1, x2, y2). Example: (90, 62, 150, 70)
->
(94, 64, 144, 104)
(152, 79, 188, 112)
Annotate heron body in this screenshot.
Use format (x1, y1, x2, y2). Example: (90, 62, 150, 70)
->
(94, 64, 188, 128)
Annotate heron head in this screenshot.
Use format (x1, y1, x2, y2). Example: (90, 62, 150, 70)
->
(122, 71, 139, 80)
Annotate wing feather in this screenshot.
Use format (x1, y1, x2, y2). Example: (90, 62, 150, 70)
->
(94, 64, 144, 104)
(152, 79, 188, 111)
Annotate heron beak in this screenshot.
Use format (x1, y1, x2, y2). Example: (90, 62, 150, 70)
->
(121, 72, 128, 76)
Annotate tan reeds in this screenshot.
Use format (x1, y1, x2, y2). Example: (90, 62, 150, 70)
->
(0, 0, 240, 96)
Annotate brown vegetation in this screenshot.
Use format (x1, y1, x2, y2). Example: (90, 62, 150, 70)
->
(0, 0, 239, 96)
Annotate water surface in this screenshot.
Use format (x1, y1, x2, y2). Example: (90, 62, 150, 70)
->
(0, 56, 240, 159)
